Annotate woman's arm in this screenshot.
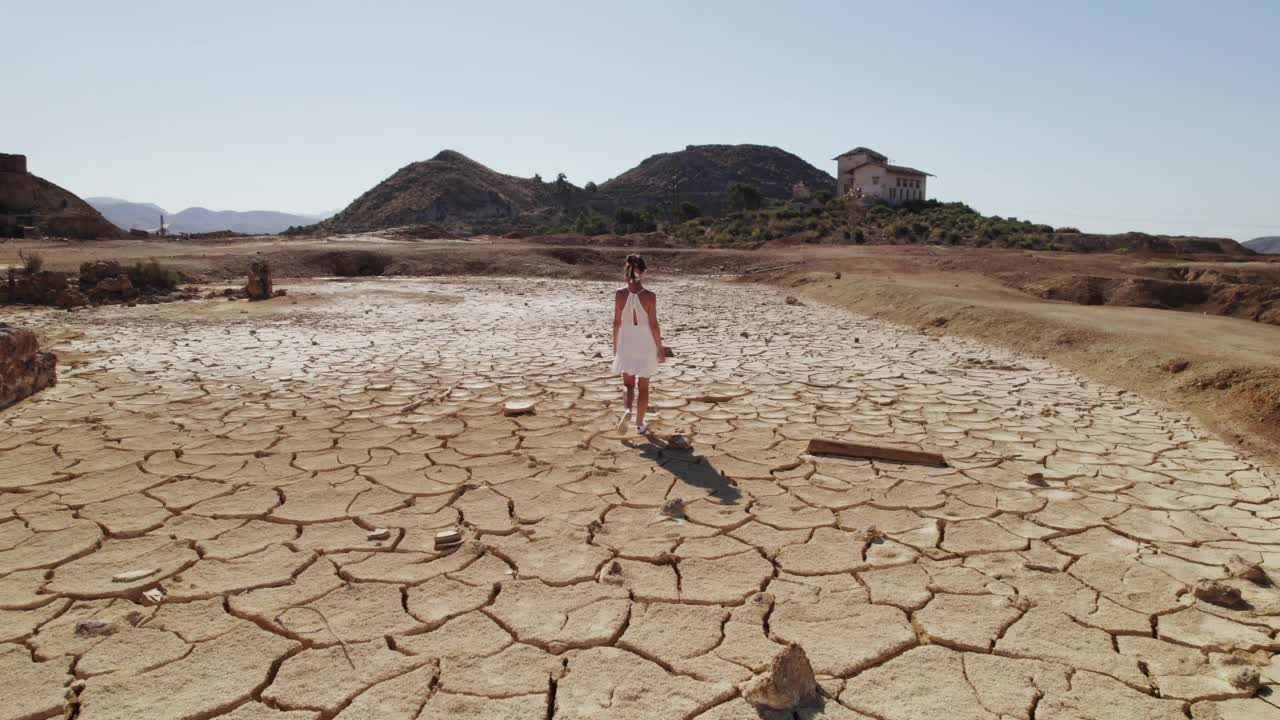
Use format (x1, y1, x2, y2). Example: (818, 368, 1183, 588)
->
(646, 293, 664, 362)
(612, 291, 624, 353)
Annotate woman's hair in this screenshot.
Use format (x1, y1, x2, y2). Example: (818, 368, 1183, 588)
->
(625, 254, 646, 283)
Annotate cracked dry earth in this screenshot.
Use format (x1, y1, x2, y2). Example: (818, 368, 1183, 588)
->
(3, 277, 1280, 720)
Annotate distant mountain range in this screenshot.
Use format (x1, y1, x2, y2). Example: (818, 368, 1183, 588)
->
(87, 197, 330, 235)
(320, 144, 836, 232)
(1243, 236, 1280, 254)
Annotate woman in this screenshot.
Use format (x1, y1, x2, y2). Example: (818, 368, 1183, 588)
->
(611, 254, 664, 434)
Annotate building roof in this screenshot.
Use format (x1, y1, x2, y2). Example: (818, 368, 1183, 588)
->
(886, 164, 934, 177)
(841, 160, 935, 178)
(832, 147, 888, 161)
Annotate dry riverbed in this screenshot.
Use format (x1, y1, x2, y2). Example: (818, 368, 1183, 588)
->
(2, 277, 1279, 719)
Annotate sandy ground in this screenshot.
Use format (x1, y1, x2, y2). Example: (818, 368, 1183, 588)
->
(3, 277, 1280, 719)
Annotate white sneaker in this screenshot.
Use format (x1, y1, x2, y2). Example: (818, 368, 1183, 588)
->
(617, 410, 632, 431)
(637, 421, 649, 435)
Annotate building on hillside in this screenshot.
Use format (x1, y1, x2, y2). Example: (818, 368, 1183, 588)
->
(833, 147, 933, 206)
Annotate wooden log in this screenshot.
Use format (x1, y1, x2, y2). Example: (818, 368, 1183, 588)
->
(805, 438, 947, 467)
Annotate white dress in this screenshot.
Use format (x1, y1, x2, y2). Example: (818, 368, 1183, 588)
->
(611, 290, 659, 377)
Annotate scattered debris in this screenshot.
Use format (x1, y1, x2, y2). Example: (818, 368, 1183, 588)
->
(854, 525, 886, 543)
(367, 528, 391, 541)
(434, 529, 463, 551)
(1225, 555, 1269, 584)
(502, 399, 537, 416)
(111, 568, 158, 583)
(1193, 579, 1245, 608)
(805, 437, 947, 467)
(599, 560, 624, 585)
(740, 643, 819, 710)
(74, 619, 114, 637)
(659, 498, 686, 519)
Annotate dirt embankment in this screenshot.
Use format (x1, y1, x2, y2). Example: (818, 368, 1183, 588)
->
(754, 254, 1280, 464)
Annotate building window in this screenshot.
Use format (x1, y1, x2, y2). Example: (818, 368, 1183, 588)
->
(872, 176, 880, 185)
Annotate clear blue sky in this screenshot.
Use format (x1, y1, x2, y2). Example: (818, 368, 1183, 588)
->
(5, 0, 1277, 239)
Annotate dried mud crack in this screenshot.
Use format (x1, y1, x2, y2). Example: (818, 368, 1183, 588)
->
(1, 276, 1279, 720)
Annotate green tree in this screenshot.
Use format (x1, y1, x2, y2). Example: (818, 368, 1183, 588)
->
(678, 202, 702, 221)
(573, 212, 609, 236)
(613, 207, 657, 234)
(584, 181, 597, 192)
(725, 182, 763, 212)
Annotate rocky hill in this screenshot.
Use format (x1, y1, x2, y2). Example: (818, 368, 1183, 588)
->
(322, 150, 598, 232)
(1244, 236, 1280, 254)
(320, 145, 835, 233)
(0, 154, 123, 239)
(600, 144, 834, 215)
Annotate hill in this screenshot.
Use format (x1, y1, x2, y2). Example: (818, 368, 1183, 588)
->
(86, 197, 169, 232)
(0, 154, 123, 239)
(87, 197, 326, 234)
(599, 144, 834, 216)
(319, 145, 835, 233)
(1244, 236, 1280, 254)
(322, 150, 599, 232)
(167, 207, 325, 234)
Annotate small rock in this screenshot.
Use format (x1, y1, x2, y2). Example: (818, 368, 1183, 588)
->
(111, 568, 158, 583)
(141, 587, 166, 606)
(784, 296, 800, 306)
(1193, 579, 1244, 608)
(1163, 358, 1191, 374)
(434, 529, 462, 551)
(663, 346, 676, 358)
(659, 498, 686, 519)
(666, 434, 691, 451)
(503, 399, 537, 416)
(740, 643, 819, 710)
(74, 619, 114, 637)
(1026, 473, 1049, 487)
(367, 528, 391, 541)
(741, 331, 750, 338)
(1225, 554, 1268, 584)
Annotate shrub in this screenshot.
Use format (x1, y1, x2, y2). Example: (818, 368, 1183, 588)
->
(724, 182, 764, 212)
(128, 258, 180, 291)
(815, 190, 833, 204)
(18, 250, 43, 275)
(678, 202, 702, 221)
(613, 208, 656, 234)
(1055, 226, 1081, 234)
(584, 181, 598, 192)
(573, 213, 610, 236)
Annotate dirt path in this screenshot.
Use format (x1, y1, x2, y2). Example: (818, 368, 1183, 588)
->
(2, 278, 1278, 719)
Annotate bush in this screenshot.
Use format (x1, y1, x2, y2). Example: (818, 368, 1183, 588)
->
(724, 182, 763, 212)
(815, 190, 833, 204)
(573, 213, 609, 236)
(1055, 226, 1081, 234)
(584, 181, 597, 192)
(128, 258, 180, 291)
(613, 207, 656, 234)
(678, 202, 702, 221)
(18, 250, 43, 275)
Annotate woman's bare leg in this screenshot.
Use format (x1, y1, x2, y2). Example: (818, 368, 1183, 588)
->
(636, 377, 650, 429)
(622, 374, 635, 410)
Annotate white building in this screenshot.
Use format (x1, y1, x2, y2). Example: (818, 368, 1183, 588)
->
(834, 147, 933, 206)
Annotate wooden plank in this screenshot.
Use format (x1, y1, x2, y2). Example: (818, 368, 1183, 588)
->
(805, 438, 947, 467)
